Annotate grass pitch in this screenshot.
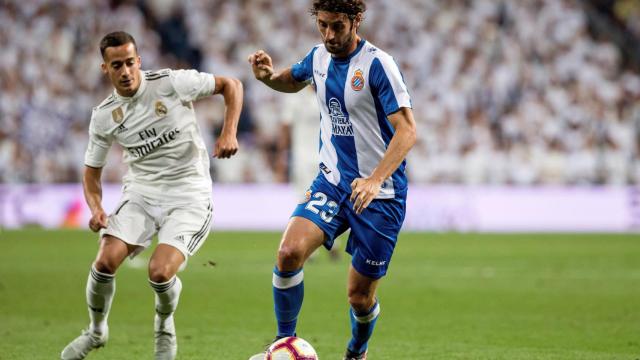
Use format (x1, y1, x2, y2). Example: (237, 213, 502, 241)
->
(0, 229, 639, 359)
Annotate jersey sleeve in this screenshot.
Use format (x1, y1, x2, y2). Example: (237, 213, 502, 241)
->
(169, 69, 216, 102)
(84, 110, 113, 168)
(291, 46, 319, 83)
(369, 56, 412, 116)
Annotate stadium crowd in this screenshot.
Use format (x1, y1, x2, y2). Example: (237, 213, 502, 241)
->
(1, 0, 639, 185)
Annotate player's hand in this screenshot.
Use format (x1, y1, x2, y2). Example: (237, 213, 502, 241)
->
(213, 133, 239, 159)
(89, 209, 108, 233)
(349, 177, 383, 215)
(247, 50, 274, 82)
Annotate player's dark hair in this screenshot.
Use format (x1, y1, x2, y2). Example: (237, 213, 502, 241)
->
(99, 31, 137, 59)
(310, 0, 366, 20)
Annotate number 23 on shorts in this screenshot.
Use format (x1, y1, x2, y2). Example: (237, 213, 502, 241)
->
(304, 191, 339, 223)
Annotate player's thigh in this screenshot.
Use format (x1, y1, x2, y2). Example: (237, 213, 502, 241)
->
(94, 235, 138, 274)
(101, 192, 156, 258)
(148, 244, 186, 282)
(279, 216, 327, 266)
(157, 199, 213, 261)
(346, 198, 406, 280)
(289, 175, 349, 252)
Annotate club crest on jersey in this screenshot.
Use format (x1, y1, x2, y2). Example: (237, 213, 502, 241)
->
(155, 100, 168, 117)
(299, 189, 312, 204)
(328, 98, 354, 136)
(351, 69, 365, 91)
(111, 107, 124, 123)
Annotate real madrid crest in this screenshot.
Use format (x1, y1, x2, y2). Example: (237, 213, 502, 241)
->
(155, 100, 168, 117)
(111, 107, 124, 123)
(351, 69, 365, 91)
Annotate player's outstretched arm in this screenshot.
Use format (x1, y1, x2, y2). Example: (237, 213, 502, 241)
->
(350, 107, 417, 214)
(212, 75, 243, 159)
(83, 165, 108, 232)
(248, 50, 307, 93)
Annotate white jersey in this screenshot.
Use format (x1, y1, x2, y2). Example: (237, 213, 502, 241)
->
(84, 69, 216, 201)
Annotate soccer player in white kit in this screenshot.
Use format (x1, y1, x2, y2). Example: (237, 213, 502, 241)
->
(60, 31, 243, 360)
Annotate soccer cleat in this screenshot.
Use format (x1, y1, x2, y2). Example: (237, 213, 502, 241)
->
(343, 349, 367, 360)
(154, 314, 177, 360)
(60, 329, 108, 360)
(154, 330, 177, 360)
(248, 336, 287, 360)
(248, 353, 266, 360)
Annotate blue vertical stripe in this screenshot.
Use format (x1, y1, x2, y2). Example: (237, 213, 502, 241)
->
(325, 58, 360, 193)
(370, 59, 408, 198)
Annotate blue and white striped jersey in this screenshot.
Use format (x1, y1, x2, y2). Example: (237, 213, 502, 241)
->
(291, 39, 412, 199)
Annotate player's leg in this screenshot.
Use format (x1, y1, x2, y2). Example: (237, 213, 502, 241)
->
(344, 266, 380, 360)
(273, 216, 326, 337)
(274, 175, 349, 338)
(152, 199, 212, 360)
(343, 197, 406, 360)
(148, 244, 185, 360)
(62, 193, 154, 360)
(61, 235, 140, 360)
(89, 235, 138, 335)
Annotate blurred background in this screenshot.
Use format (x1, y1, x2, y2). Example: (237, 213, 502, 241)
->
(1, 0, 640, 231)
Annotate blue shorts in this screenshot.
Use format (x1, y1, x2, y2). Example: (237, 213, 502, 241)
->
(291, 175, 406, 279)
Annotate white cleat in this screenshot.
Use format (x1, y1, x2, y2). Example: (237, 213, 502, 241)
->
(154, 330, 177, 360)
(154, 315, 177, 360)
(60, 329, 108, 360)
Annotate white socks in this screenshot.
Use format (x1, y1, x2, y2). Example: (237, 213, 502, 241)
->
(149, 276, 182, 333)
(86, 265, 115, 335)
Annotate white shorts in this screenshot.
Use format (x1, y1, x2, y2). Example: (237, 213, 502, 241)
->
(100, 191, 213, 260)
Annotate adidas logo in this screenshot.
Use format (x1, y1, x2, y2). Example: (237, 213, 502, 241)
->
(116, 124, 128, 134)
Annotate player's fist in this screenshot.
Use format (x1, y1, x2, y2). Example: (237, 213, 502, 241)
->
(213, 133, 239, 159)
(248, 50, 274, 81)
(89, 209, 108, 233)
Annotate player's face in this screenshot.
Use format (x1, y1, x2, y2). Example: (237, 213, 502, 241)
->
(316, 11, 360, 57)
(101, 42, 141, 97)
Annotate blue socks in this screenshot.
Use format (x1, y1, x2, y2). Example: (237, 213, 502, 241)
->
(272, 267, 304, 337)
(348, 301, 380, 354)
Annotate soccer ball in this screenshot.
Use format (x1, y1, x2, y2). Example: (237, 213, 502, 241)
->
(266, 336, 318, 360)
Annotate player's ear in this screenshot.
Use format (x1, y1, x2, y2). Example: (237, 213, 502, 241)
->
(354, 13, 362, 28)
(100, 62, 107, 75)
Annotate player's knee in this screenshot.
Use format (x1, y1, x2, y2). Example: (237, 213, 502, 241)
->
(347, 291, 374, 313)
(93, 259, 118, 275)
(277, 245, 305, 269)
(148, 263, 174, 283)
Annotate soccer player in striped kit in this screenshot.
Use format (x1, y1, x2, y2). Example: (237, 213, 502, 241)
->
(60, 31, 243, 360)
(248, 1, 416, 359)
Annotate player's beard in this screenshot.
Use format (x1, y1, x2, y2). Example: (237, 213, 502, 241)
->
(325, 32, 354, 56)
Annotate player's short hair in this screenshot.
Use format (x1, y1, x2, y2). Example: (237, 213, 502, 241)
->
(310, 0, 366, 20)
(99, 31, 137, 59)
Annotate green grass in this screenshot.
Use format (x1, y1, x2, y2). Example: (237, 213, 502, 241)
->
(0, 230, 639, 359)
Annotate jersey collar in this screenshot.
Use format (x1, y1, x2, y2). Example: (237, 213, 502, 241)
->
(113, 70, 147, 102)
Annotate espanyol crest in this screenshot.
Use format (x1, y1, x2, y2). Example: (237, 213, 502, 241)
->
(351, 69, 365, 91)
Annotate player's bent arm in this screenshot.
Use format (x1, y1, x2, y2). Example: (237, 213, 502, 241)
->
(260, 67, 308, 93)
(212, 76, 243, 138)
(248, 50, 307, 93)
(369, 107, 417, 183)
(83, 166, 104, 214)
(350, 107, 416, 213)
(83, 165, 108, 231)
